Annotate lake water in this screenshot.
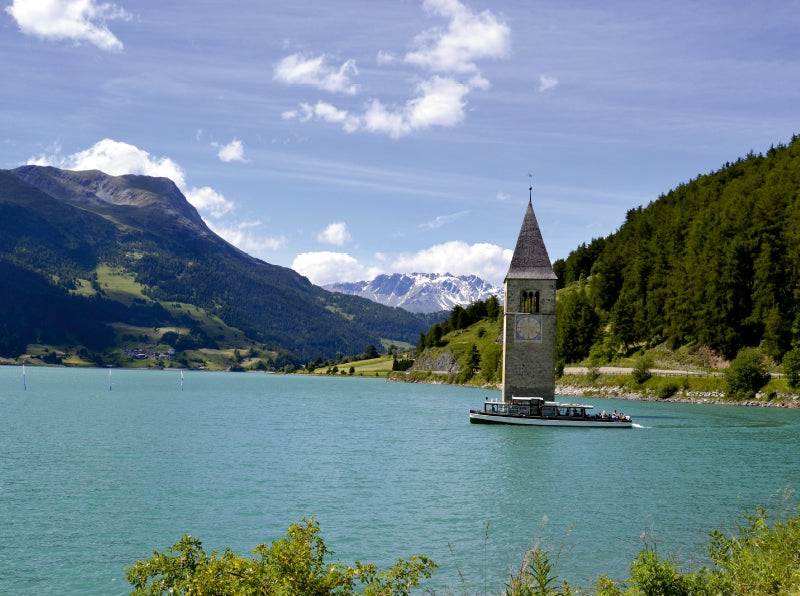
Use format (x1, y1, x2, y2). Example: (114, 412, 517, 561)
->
(2, 366, 799, 595)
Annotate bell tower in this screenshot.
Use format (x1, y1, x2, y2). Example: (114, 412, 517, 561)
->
(501, 183, 557, 402)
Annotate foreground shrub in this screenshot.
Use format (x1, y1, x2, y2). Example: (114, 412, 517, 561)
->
(706, 505, 800, 595)
(593, 503, 800, 596)
(125, 518, 436, 595)
(505, 545, 575, 596)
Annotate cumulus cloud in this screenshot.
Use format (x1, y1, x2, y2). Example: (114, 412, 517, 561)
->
(364, 76, 473, 138)
(286, 75, 478, 139)
(27, 138, 234, 217)
(392, 241, 512, 284)
(538, 74, 558, 91)
(292, 241, 512, 287)
(291, 251, 381, 286)
(5, 0, 131, 51)
(404, 0, 511, 74)
(280, 0, 510, 138)
(183, 186, 234, 218)
(317, 222, 352, 246)
(215, 138, 247, 163)
(273, 53, 359, 94)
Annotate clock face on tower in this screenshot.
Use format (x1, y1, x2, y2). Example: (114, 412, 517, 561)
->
(515, 314, 542, 342)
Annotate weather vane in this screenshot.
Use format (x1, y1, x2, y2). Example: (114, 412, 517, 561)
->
(528, 172, 533, 202)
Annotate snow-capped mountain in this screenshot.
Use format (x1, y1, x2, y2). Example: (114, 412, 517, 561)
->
(323, 272, 504, 314)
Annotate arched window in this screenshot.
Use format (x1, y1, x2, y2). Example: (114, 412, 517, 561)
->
(519, 290, 539, 314)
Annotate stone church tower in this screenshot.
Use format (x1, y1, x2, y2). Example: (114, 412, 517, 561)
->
(501, 194, 557, 402)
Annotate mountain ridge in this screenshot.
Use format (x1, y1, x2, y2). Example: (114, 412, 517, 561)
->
(324, 272, 503, 313)
(0, 166, 438, 366)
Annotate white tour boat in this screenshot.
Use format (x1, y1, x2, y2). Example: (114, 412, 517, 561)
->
(469, 396, 633, 427)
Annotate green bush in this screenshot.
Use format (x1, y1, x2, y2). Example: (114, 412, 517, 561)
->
(126, 518, 436, 595)
(654, 378, 679, 400)
(592, 503, 800, 596)
(724, 347, 769, 399)
(781, 348, 800, 389)
(630, 355, 653, 385)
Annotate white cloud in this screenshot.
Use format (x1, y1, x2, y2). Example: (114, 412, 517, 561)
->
(363, 76, 474, 138)
(376, 50, 396, 65)
(281, 0, 510, 139)
(317, 222, 352, 246)
(184, 186, 234, 218)
(391, 241, 512, 285)
(27, 138, 234, 217)
(5, 0, 131, 51)
(418, 210, 470, 231)
(207, 221, 287, 253)
(292, 241, 513, 287)
(404, 0, 511, 74)
(273, 53, 359, 95)
(288, 76, 476, 139)
(539, 74, 558, 91)
(291, 101, 360, 132)
(215, 138, 247, 163)
(291, 251, 381, 286)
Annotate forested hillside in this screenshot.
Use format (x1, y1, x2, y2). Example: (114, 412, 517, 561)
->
(0, 167, 437, 366)
(553, 135, 800, 364)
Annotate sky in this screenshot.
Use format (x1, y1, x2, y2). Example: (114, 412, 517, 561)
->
(2, 0, 799, 287)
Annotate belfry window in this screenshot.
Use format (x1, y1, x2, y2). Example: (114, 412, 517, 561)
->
(520, 290, 540, 314)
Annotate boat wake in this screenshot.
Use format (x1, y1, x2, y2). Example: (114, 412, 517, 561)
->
(631, 422, 649, 429)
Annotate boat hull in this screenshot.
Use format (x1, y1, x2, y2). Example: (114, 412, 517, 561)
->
(469, 410, 632, 428)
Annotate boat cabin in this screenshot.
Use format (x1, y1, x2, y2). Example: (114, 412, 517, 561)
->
(481, 397, 595, 419)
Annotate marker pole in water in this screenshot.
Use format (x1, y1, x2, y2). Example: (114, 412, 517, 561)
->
(180, 370, 184, 391)
(108, 367, 112, 391)
(23, 364, 27, 391)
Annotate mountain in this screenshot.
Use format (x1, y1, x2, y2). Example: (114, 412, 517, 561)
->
(324, 272, 503, 314)
(0, 166, 438, 365)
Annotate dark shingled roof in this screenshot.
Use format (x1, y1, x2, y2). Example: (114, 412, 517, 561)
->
(506, 199, 557, 280)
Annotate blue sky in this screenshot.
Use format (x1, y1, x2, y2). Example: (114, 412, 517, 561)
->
(2, 0, 798, 286)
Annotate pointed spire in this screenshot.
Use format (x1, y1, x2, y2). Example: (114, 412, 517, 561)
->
(506, 186, 556, 281)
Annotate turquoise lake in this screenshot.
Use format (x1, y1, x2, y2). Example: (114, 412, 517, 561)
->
(2, 365, 799, 594)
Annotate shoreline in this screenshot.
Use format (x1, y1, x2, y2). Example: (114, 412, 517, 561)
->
(387, 371, 800, 408)
(555, 384, 800, 408)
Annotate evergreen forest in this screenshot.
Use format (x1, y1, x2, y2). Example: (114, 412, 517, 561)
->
(553, 135, 800, 366)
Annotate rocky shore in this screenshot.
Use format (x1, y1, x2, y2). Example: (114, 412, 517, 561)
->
(556, 384, 800, 408)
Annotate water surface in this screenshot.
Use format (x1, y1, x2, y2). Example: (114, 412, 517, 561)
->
(1, 366, 798, 594)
